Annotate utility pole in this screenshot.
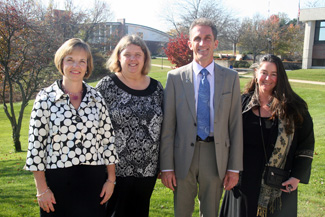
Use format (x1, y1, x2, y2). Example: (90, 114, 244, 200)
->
(297, 0, 300, 25)
(268, 0, 270, 18)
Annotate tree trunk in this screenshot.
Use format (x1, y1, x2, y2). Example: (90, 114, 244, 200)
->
(14, 139, 22, 152)
(12, 127, 22, 152)
(233, 43, 237, 56)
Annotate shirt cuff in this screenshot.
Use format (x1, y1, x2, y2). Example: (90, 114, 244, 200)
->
(227, 170, 239, 173)
(161, 169, 174, 172)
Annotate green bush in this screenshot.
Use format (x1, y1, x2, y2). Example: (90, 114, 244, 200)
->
(87, 51, 109, 80)
(233, 60, 250, 68)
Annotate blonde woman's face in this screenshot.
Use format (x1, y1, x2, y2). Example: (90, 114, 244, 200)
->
(119, 44, 145, 75)
(62, 48, 88, 84)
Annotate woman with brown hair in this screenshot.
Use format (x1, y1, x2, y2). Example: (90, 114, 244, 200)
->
(220, 54, 314, 217)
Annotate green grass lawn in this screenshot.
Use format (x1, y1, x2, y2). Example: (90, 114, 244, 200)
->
(0, 68, 324, 216)
(286, 69, 325, 82)
(151, 58, 174, 67)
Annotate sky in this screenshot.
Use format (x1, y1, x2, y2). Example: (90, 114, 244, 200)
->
(110, 0, 302, 31)
(46, 0, 310, 32)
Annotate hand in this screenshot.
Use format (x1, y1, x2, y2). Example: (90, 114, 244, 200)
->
(37, 188, 56, 213)
(223, 171, 239, 190)
(161, 171, 177, 191)
(157, 171, 162, 179)
(281, 177, 300, 193)
(100, 180, 115, 205)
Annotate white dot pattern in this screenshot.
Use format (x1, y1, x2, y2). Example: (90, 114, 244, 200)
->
(25, 81, 119, 171)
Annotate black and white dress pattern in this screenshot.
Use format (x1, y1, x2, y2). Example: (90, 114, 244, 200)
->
(96, 74, 163, 177)
(25, 80, 119, 171)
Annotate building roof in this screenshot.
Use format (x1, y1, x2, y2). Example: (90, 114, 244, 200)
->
(300, 7, 325, 22)
(126, 23, 170, 38)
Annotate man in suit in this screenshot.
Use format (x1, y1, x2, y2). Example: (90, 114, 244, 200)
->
(160, 18, 243, 217)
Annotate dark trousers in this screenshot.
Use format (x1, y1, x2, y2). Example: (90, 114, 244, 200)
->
(40, 165, 106, 217)
(106, 176, 157, 217)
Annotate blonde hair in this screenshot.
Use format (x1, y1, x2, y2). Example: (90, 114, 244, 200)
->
(107, 35, 151, 75)
(54, 38, 94, 79)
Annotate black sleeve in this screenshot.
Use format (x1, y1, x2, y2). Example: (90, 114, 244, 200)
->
(290, 111, 315, 184)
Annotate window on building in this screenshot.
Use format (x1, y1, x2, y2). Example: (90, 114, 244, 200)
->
(314, 20, 325, 44)
(312, 20, 325, 67)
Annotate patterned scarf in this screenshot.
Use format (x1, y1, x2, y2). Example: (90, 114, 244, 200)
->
(243, 92, 294, 217)
(256, 118, 294, 217)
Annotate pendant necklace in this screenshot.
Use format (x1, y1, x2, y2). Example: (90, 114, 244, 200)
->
(63, 88, 83, 100)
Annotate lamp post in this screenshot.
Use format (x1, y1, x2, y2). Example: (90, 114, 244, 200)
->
(160, 43, 164, 69)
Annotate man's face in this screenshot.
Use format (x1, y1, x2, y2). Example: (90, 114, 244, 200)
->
(188, 25, 218, 67)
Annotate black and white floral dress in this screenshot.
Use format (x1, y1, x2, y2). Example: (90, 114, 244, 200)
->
(25, 80, 119, 170)
(25, 80, 119, 217)
(96, 73, 163, 178)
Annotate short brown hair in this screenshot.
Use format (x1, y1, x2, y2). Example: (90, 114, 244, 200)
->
(54, 38, 94, 79)
(107, 35, 151, 75)
(189, 18, 218, 41)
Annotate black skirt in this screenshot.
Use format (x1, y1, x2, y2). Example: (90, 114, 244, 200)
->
(41, 165, 107, 217)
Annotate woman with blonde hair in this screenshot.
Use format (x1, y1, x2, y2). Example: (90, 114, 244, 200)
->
(25, 38, 119, 217)
(96, 35, 163, 217)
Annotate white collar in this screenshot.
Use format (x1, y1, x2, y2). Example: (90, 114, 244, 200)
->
(193, 60, 214, 76)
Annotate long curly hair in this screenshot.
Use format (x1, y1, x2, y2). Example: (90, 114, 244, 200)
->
(244, 54, 307, 134)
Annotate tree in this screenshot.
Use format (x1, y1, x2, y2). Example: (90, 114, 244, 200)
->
(81, 0, 114, 43)
(260, 14, 304, 60)
(0, 0, 59, 151)
(163, 0, 233, 38)
(238, 13, 305, 62)
(280, 22, 304, 60)
(262, 14, 282, 55)
(164, 33, 193, 67)
(304, 0, 325, 8)
(43, 1, 85, 42)
(239, 16, 268, 62)
(0, 0, 115, 152)
(0, 0, 116, 151)
(223, 18, 243, 55)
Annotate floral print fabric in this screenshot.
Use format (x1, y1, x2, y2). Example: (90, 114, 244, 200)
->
(96, 74, 163, 177)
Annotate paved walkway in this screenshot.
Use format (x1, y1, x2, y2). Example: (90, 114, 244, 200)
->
(152, 64, 173, 69)
(151, 64, 325, 86)
(238, 74, 325, 86)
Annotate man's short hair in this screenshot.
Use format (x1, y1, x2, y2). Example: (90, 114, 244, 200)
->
(189, 18, 218, 40)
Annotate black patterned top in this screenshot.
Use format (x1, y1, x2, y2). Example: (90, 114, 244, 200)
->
(25, 80, 119, 171)
(96, 73, 163, 177)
